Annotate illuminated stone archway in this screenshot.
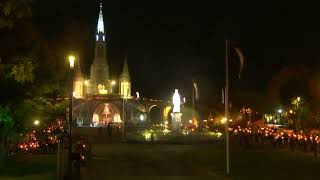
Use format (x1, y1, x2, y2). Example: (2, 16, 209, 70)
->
(92, 103, 121, 125)
(149, 105, 161, 125)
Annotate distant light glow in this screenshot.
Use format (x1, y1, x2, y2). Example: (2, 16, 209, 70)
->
(140, 114, 144, 121)
(114, 113, 121, 123)
(111, 80, 116, 86)
(221, 118, 227, 124)
(98, 84, 108, 94)
(84, 80, 89, 86)
(34, 120, 40, 126)
(278, 109, 283, 113)
(136, 92, 140, 99)
(220, 117, 232, 124)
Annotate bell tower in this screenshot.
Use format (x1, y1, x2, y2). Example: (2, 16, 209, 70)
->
(90, 3, 109, 94)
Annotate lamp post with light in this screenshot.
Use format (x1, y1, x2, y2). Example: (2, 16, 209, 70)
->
(296, 97, 301, 132)
(277, 109, 283, 125)
(67, 55, 75, 179)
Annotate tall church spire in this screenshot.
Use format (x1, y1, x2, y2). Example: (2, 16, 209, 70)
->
(97, 3, 104, 34)
(90, 2, 109, 94)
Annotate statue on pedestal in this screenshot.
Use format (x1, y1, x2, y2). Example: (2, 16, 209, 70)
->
(171, 89, 182, 133)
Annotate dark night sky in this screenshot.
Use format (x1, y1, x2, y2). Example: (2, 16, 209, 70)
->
(32, 1, 320, 109)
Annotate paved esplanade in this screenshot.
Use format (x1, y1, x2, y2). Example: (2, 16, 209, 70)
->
(79, 143, 228, 179)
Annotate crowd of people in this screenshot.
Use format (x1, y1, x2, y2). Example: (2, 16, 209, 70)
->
(230, 126, 320, 158)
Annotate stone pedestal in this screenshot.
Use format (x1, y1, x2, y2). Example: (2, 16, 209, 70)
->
(171, 112, 182, 133)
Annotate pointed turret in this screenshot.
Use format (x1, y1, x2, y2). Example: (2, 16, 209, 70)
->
(74, 55, 82, 80)
(90, 2, 109, 94)
(97, 3, 104, 34)
(73, 55, 84, 98)
(120, 57, 130, 81)
(119, 57, 131, 98)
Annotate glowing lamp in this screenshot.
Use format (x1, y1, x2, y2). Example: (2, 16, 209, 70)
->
(221, 118, 227, 124)
(34, 120, 40, 126)
(111, 80, 116, 86)
(84, 80, 89, 86)
(139, 114, 144, 121)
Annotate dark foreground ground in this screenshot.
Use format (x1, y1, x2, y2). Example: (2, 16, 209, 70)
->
(1, 141, 320, 180)
(80, 142, 320, 180)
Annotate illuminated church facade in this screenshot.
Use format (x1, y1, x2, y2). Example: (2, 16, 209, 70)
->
(73, 3, 131, 99)
(71, 3, 173, 128)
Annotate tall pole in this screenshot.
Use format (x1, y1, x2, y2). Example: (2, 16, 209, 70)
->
(57, 142, 60, 180)
(297, 102, 300, 132)
(122, 97, 125, 141)
(67, 56, 74, 179)
(192, 81, 195, 124)
(225, 39, 230, 175)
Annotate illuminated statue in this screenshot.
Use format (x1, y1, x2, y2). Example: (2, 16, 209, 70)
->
(172, 89, 181, 113)
(171, 89, 182, 133)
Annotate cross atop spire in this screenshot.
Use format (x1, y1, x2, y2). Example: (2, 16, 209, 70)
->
(97, 2, 104, 34)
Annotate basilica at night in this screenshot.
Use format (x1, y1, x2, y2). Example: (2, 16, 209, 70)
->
(72, 3, 170, 127)
(73, 3, 131, 99)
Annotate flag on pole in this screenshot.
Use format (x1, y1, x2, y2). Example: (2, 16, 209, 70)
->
(193, 82, 199, 101)
(234, 47, 245, 79)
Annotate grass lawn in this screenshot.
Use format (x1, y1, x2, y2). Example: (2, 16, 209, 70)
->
(85, 142, 320, 180)
(0, 154, 56, 180)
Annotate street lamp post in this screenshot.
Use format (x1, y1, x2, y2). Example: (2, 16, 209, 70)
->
(278, 109, 283, 124)
(67, 55, 75, 178)
(296, 97, 301, 132)
(225, 39, 230, 175)
(122, 97, 126, 141)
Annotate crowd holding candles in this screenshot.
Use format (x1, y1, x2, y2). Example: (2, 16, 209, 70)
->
(230, 126, 320, 158)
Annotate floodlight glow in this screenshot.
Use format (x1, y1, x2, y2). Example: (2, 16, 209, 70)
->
(111, 80, 116, 86)
(34, 120, 40, 126)
(221, 118, 227, 124)
(140, 114, 144, 121)
(98, 84, 108, 94)
(84, 80, 89, 86)
(278, 109, 283, 113)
